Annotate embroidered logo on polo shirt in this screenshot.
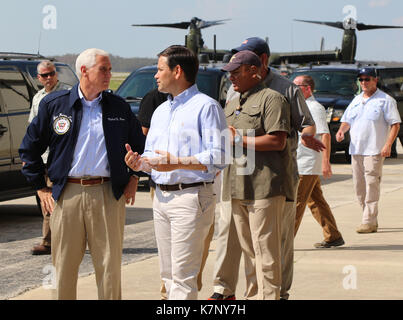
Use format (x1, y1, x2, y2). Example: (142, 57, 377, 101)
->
(53, 115, 71, 135)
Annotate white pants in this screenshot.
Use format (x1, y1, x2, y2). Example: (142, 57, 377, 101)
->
(153, 184, 215, 300)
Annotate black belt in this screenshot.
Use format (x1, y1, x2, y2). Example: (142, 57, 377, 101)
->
(157, 181, 212, 192)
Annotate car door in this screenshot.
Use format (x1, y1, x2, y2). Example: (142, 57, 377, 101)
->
(377, 68, 403, 137)
(0, 66, 31, 171)
(0, 84, 11, 172)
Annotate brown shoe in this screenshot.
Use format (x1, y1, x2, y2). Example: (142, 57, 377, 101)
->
(31, 244, 51, 255)
(356, 224, 377, 234)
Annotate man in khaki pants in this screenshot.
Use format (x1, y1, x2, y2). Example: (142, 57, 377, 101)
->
(336, 67, 400, 233)
(19, 48, 145, 299)
(28, 60, 71, 256)
(220, 50, 290, 300)
(293, 75, 344, 248)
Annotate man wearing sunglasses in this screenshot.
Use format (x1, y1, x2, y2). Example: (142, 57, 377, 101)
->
(28, 60, 71, 256)
(336, 67, 401, 234)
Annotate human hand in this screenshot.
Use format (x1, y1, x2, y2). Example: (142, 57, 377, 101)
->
(123, 175, 138, 205)
(381, 144, 392, 158)
(300, 134, 325, 152)
(335, 131, 344, 142)
(322, 162, 332, 179)
(125, 144, 145, 171)
(37, 187, 54, 214)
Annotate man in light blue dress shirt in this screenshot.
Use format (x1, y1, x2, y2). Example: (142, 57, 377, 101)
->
(337, 67, 401, 234)
(125, 45, 228, 300)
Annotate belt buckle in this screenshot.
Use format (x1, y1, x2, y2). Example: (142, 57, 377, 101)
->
(80, 178, 88, 186)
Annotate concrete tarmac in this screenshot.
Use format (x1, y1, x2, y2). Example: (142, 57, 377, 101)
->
(11, 149, 403, 300)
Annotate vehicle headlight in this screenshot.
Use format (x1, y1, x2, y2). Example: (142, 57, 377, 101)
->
(327, 107, 344, 123)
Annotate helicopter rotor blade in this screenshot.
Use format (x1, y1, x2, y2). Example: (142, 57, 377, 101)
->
(356, 22, 403, 31)
(131, 22, 190, 30)
(197, 19, 231, 29)
(294, 19, 345, 30)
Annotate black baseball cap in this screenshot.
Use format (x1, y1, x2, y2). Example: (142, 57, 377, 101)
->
(222, 50, 262, 72)
(358, 67, 377, 78)
(231, 37, 270, 56)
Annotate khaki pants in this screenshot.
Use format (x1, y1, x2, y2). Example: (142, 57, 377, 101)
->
(280, 200, 296, 300)
(50, 181, 126, 300)
(39, 175, 53, 247)
(153, 184, 215, 300)
(352, 154, 384, 225)
(295, 175, 342, 242)
(213, 200, 243, 297)
(232, 196, 285, 300)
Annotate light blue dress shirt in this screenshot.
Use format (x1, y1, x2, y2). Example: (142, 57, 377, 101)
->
(341, 89, 401, 155)
(143, 84, 228, 185)
(68, 86, 110, 177)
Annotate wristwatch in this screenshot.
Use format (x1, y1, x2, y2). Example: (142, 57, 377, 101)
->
(234, 133, 243, 146)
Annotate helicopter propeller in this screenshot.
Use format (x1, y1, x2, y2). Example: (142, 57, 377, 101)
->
(294, 18, 403, 31)
(132, 17, 230, 30)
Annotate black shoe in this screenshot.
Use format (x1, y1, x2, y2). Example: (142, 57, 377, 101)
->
(314, 237, 345, 248)
(208, 292, 236, 300)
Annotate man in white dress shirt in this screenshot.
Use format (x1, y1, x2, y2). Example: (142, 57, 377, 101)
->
(337, 67, 401, 233)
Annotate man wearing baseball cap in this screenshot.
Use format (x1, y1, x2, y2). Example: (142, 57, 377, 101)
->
(217, 50, 290, 299)
(336, 67, 400, 233)
(211, 37, 321, 300)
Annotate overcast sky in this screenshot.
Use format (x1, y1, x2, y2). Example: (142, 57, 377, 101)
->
(2, 0, 403, 61)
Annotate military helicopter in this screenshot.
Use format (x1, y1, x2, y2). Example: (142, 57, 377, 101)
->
(269, 17, 403, 66)
(131, 17, 231, 61)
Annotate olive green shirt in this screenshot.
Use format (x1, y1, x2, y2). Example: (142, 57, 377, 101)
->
(226, 70, 315, 201)
(222, 83, 291, 201)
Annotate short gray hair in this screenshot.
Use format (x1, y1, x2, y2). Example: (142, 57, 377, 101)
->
(75, 48, 109, 78)
(37, 60, 55, 73)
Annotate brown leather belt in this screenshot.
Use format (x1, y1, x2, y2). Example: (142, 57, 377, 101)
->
(157, 181, 212, 192)
(67, 177, 110, 186)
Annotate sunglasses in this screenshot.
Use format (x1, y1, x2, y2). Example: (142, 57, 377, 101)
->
(358, 78, 371, 82)
(38, 70, 56, 78)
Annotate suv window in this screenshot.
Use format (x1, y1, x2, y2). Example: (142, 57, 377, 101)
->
(118, 71, 157, 99)
(377, 68, 403, 100)
(26, 64, 78, 90)
(117, 67, 229, 105)
(0, 67, 30, 111)
(290, 70, 361, 96)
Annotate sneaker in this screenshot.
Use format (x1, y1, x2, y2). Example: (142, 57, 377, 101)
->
(356, 224, 377, 233)
(314, 237, 345, 248)
(208, 292, 236, 300)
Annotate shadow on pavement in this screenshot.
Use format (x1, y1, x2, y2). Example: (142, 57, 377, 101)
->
(295, 244, 403, 252)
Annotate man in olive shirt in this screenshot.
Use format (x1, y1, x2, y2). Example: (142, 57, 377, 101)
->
(221, 51, 290, 300)
(211, 38, 321, 301)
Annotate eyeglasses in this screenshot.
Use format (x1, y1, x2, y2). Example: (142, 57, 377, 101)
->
(38, 70, 56, 78)
(297, 84, 310, 88)
(358, 78, 371, 82)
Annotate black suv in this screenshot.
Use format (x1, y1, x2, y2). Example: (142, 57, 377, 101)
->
(116, 63, 231, 114)
(0, 53, 78, 202)
(289, 64, 403, 162)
